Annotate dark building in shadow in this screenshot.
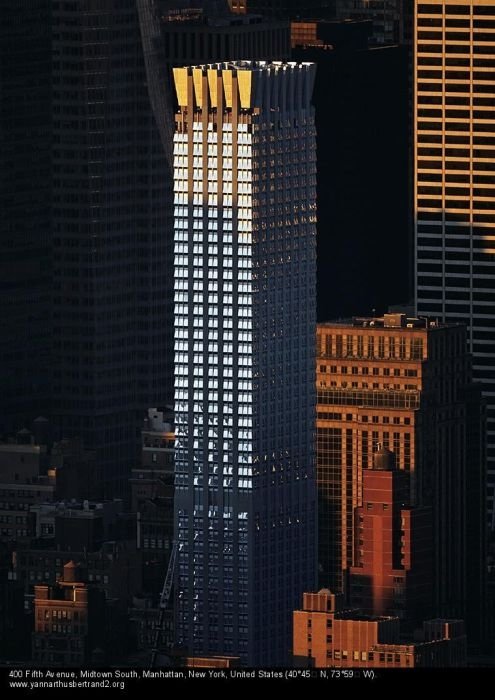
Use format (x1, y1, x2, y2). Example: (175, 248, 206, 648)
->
(292, 20, 411, 321)
(130, 408, 174, 601)
(1, 0, 290, 500)
(0, 1, 52, 434)
(229, 0, 333, 18)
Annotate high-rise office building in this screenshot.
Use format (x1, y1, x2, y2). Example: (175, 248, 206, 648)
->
(316, 314, 486, 644)
(0, 1, 52, 433)
(0, 0, 289, 499)
(51, 0, 173, 497)
(1, 1, 289, 497)
(414, 0, 495, 529)
(50, 1, 289, 498)
(173, 61, 317, 665)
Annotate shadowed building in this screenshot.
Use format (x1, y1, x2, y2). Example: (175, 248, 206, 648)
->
(130, 408, 174, 600)
(0, 1, 52, 433)
(291, 21, 411, 321)
(1, 0, 290, 500)
(335, 0, 405, 45)
(160, 6, 290, 70)
(50, 0, 175, 499)
(48, 0, 290, 500)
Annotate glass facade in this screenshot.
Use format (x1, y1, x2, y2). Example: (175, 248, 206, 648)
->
(173, 62, 317, 665)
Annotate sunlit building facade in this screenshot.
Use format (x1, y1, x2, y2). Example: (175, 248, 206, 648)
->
(316, 314, 486, 645)
(414, 0, 495, 527)
(172, 61, 317, 665)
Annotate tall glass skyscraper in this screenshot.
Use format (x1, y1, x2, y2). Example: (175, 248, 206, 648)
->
(173, 61, 317, 665)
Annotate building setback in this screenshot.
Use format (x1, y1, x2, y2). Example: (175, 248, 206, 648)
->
(414, 0, 495, 527)
(316, 313, 486, 645)
(172, 61, 317, 665)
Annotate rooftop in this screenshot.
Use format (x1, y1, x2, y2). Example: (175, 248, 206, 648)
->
(319, 313, 453, 331)
(180, 59, 313, 72)
(30, 499, 123, 518)
(338, 613, 398, 623)
(0, 443, 43, 454)
(161, 9, 274, 27)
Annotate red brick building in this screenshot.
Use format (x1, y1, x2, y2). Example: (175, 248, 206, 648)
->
(349, 445, 432, 622)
